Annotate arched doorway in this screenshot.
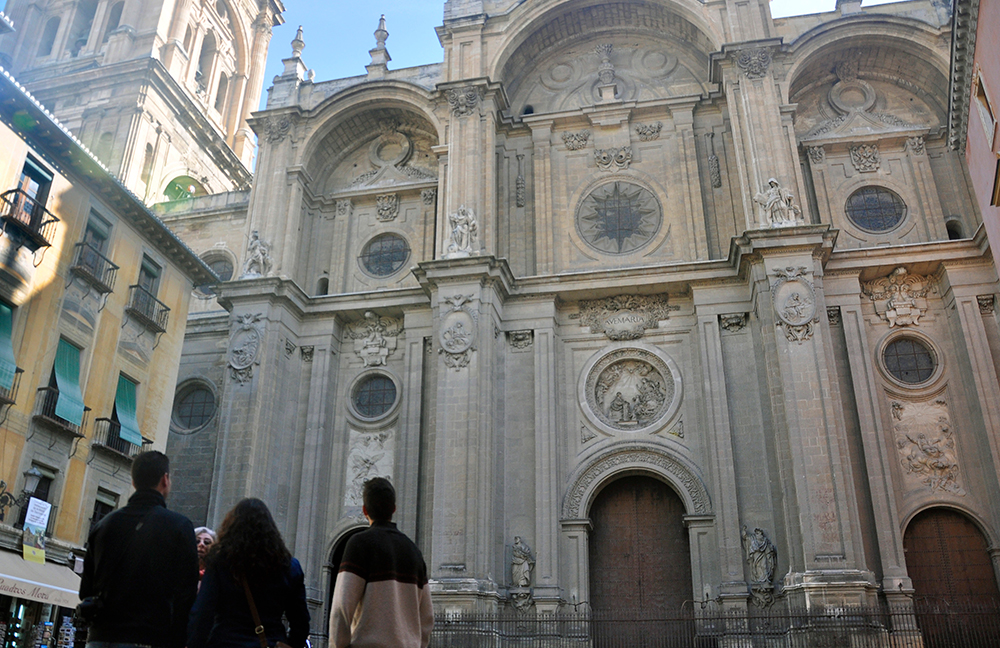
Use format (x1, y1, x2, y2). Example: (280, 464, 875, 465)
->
(904, 508, 1000, 646)
(326, 528, 365, 628)
(588, 475, 692, 614)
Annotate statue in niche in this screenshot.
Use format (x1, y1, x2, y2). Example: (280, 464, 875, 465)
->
(445, 205, 478, 257)
(242, 230, 271, 278)
(753, 178, 802, 228)
(511, 536, 535, 588)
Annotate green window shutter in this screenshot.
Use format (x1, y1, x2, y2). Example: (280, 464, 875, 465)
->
(0, 303, 17, 391)
(114, 375, 142, 446)
(53, 339, 85, 425)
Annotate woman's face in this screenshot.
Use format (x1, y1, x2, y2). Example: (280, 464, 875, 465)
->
(196, 532, 214, 559)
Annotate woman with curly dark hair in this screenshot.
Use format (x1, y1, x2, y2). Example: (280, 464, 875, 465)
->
(188, 498, 310, 647)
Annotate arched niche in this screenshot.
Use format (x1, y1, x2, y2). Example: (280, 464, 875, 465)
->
(492, 0, 719, 116)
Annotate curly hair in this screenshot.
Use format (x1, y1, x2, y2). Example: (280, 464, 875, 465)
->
(207, 498, 291, 579)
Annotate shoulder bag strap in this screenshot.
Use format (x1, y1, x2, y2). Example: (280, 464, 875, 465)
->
(241, 576, 269, 648)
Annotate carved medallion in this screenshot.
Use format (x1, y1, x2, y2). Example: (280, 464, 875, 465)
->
(770, 267, 818, 343)
(581, 347, 681, 434)
(891, 400, 964, 496)
(439, 294, 478, 371)
(229, 313, 264, 384)
(576, 182, 661, 255)
(575, 294, 679, 341)
(861, 267, 934, 328)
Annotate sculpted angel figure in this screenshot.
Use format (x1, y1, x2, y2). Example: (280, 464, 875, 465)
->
(511, 536, 535, 588)
(753, 178, 801, 228)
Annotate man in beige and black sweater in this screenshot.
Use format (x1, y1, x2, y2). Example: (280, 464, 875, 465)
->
(329, 478, 434, 648)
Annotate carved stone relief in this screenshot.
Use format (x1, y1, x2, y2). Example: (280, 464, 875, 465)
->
(508, 330, 533, 352)
(753, 178, 803, 229)
(574, 294, 679, 341)
(891, 400, 965, 496)
(576, 182, 661, 255)
(583, 348, 678, 433)
(827, 307, 842, 326)
(635, 122, 662, 142)
(719, 313, 747, 334)
(284, 339, 296, 358)
(229, 313, 264, 384)
(861, 267, 934, 328)
(421, 188, 437, 206)
(336, 199, 353, 219)
(375, 194, 399, 222)
(346, 125, 436, 190)
(594, 147, 632, 171)
(850, 144, 880, 173)
(581, 425, 598, 444)
(706, 133, 722, 189)
(300, 345, 314, 362)
(444, 205, 479, 258)
(807, 146, 826, 164)
(564, 446, 710, 518)
(241, 230, 271, 278)
(344, 428, 395, 506)
(439, 294, 478, 370)
(906, 136, 926, 155)
(977, 294, 995, 314)
(347, 311, 403, 367)
(735, 48, 772, 79)
(515, 154, 526, 208)
(447, 86, 482, 117)
(741, 525, 777, 608)
(770, 267, 818, 343)
(263, 115, 292, 143)
(562, 130, 591, 151)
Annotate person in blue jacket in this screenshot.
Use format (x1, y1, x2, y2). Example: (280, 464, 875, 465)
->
(188, 498, 310, 647)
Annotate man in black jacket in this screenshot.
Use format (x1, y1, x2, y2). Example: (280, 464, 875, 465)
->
(80, 451, 198, 648)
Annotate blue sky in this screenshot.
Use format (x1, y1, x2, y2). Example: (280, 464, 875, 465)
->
(260, 0, 905, 109)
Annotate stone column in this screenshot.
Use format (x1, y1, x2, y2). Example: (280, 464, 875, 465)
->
(739, 226, 876, 607)
(414, 257, 514, 610)
(675, 103, 710, 261)
(533, 316, 560, 610)
(560, 519, 592, 608)
(525, 119, 554, 273)
(233, 13, 273, 165)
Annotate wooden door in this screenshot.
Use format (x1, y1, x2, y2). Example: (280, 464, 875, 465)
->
(589, 475, 692, 614)
(904, 508, 1000, 603)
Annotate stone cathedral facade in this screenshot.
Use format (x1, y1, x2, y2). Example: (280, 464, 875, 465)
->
(13, 0, 1000, 640)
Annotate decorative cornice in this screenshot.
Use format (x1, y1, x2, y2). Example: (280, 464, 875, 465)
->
(948, 0, 981, 150)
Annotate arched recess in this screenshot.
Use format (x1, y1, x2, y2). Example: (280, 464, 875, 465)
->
(324, 524, 367, 633)
(489, 0, 719, 115)
(560, 442, 713, 608)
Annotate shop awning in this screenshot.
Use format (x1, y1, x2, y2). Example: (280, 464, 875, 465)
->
(0, 550, 80, 608)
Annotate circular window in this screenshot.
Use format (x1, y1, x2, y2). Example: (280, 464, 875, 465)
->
(883, 337, 936, 385)
(352, 374, 397, 419)
(197, 256, 234, 296)
(576, 181, 662, 255)
(172, 385, 216, 431)
(845, 187, 906, 232)
(360, 234, 410, 277)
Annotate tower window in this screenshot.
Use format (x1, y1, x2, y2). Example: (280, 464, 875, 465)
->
(214, 74, 229, 113)
(102, 2, 124, 43)
(38, 18, 60, 57)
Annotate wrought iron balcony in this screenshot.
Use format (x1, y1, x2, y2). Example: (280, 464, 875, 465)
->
(0, 189, 59, 249)
(126, 285, 170, 333)
(32, 386, 89, 438)
(70, 242, 118, 294)
(0, 368, 23, 407)
(92, 418, 150, 460)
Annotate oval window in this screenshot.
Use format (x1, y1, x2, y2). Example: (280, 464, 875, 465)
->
(883, 337, 936, 385)
(352, 374, 397, 419)
(173, 385, 216, 430)
(360, 234, 410, 277)
(845, 186, 906, 233)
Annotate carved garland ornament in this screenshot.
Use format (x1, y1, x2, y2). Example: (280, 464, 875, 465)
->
(770, 266, 818, 343)
(635, 122, 662, 142)
(594, 146, 632, 171)
(562, 130, 591, 151)
(564, 446, 710, 518)
(850, 144, 881, 173)
(263, 116, 292, 143)
(375, 194, 399, 222)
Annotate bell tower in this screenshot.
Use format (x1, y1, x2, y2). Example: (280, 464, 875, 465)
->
(0, 0, 283, 202)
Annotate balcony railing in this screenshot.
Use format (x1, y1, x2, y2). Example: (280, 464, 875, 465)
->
(92, 418, 150, 460)
(0, 189, 59, 249)
(32, 387, 89, 438)
(70, 242, 118, 294)
(0, 368, 24, 406)
(126, 285, 170, 333)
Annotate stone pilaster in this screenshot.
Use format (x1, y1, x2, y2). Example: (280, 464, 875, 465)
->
(737, 226, 877, 607)
(413, 256, 515, 610)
